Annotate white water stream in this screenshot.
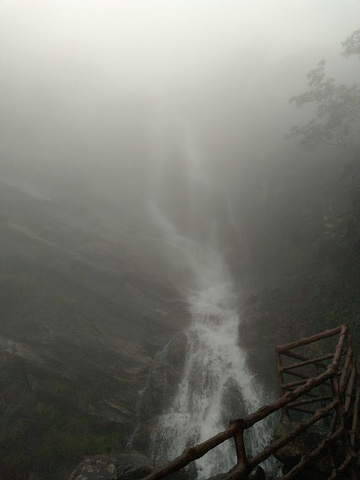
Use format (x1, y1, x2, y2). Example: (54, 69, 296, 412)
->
(149, 216, 272, 479)
(148, 125, 273, 479)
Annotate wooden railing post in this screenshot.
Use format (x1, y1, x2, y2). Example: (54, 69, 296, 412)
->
(275, 350, 289, 418)
(339, 333, 353, 394)
(141, 325, 358, 480)
(351, 376, 360, 447)
(331, 369, 357, 480)
(230, 419, 248, 471)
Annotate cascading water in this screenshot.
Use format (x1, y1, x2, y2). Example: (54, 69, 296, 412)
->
(148, 122, 273, 479)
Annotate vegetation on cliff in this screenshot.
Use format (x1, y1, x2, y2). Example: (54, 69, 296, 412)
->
(239, 29, 360, 352)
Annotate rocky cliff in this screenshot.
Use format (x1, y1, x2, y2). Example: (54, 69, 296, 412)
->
(0, 163, 190, 479)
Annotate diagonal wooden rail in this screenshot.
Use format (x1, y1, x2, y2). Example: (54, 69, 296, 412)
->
(142, 324, 360, 480)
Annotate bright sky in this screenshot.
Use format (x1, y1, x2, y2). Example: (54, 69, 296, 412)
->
(1, 0, 359, 92)
(0, 0, 359, 165)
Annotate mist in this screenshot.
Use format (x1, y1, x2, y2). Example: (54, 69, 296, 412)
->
(1, 2, 360, 480)
(1, 1, 359, 181)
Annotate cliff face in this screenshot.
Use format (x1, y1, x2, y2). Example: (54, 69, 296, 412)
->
(0, 167, 190, 479)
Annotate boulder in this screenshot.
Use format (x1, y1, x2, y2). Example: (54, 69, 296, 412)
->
(68, 452, 191, 480)
(247, 466, 267, 480)
(207, 465, 266, 480)
(67, 452, 153, 480)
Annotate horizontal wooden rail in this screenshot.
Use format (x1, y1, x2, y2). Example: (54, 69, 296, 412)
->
(276, 326, 343, 353)
(280, 353, 335, 372)
(143, 371, 339, 480)
(283, 370, 310, 380)
(282, 350, 313, 361)
(282, 378, 316, 389)
(142, 425, 237, 480)
(226, 400, 339, 480)
(143, 325, 358, 480)
(289, 395, 334, 408)
(281, 427, 345, 480)
(287, 406, 316, 415)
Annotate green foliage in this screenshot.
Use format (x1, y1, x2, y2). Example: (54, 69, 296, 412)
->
(237, 32, 360, 345)
(288, 30, 360, 155)
(342, 28, 360, 58)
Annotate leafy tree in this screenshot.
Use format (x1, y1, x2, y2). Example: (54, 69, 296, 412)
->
(288, 30, 360, 155)
(342, 28, 360, 58)
(236, 30, 360, 354)
(282, 29, 360, 341)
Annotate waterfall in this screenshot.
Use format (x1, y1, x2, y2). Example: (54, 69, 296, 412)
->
(148, 121, 273, 479)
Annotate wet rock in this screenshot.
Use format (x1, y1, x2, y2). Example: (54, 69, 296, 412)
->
(247, 466, 266, 480)
(207, 465, 266, 480)
(67, 452, 153, 480)
(137, 332, 188, 422)
(128, 416, 160, 454)
(68, 452, 191, 480)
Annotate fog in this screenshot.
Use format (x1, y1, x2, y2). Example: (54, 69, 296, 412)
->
(1, 1, 359, 293)
(1, 0, 359, 285)
(1, 1, 359, 182)
(1, 3, 360, 478)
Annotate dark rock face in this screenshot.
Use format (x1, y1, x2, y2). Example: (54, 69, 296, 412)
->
(139, 332, 188, 421)
(0, 172, 190, 479)
(0, 161, 279, 480)
(127, 333, 189, 456)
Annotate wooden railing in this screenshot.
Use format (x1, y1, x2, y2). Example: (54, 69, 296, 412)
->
(142, 324, 359, 480)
